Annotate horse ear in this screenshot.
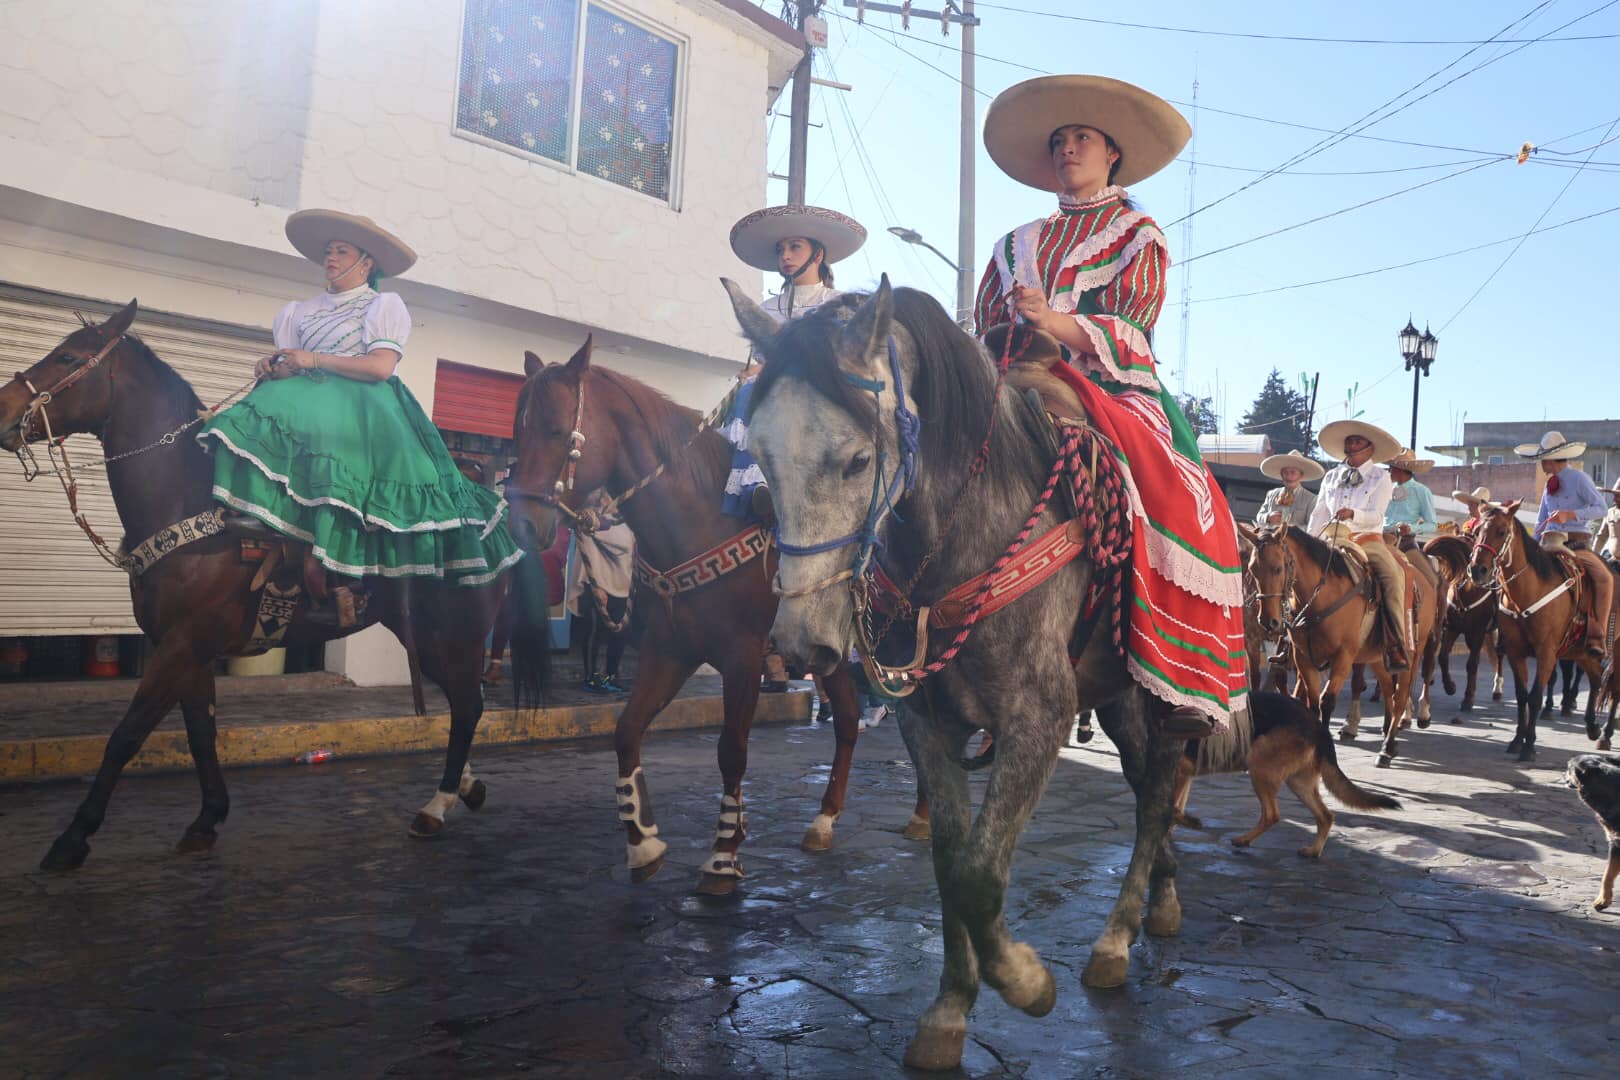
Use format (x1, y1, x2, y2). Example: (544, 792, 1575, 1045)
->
(1236, 522, 1259, 546)
(564, 335, 592, 378)
(836, 275, 893, 380)
(523, 350, 544, 378)
(720, 277, 777, 351)
(1504, 499, 1521, 515)
(99, 299, 138, 340)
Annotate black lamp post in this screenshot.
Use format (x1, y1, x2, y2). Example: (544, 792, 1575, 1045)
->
(1399, 318, 1439, 452)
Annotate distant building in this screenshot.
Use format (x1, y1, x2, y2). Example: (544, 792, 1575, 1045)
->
(1427, 419, 1620, 510)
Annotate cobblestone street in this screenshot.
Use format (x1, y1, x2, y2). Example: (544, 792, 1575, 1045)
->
(2, 686, 1616, 1078)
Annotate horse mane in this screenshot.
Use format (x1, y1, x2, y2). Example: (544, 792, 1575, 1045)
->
(118, 333, 204, 414)
(1281, 525, 1354, 580)
(588, 365, 732, 492)
(752, 287, 1048, 482)
(1505, 511, 1566, 579)
(1423, 534, 1473, 581)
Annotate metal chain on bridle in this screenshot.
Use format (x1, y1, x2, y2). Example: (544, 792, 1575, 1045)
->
(8, 326, 261, 570)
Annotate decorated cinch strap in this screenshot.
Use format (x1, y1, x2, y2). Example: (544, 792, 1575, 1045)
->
(635, 524, 771, 600)
(121, 508, 227, 576)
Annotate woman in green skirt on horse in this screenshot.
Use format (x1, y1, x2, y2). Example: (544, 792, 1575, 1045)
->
(199, 209, 520, 619)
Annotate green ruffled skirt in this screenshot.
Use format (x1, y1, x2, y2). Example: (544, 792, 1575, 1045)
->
(198, 373, 522, 586)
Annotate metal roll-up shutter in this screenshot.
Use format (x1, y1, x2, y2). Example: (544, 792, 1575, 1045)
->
(0, 284, 272, 635)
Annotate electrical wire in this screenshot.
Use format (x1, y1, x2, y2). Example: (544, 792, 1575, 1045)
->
(966, 2, 1620, 45)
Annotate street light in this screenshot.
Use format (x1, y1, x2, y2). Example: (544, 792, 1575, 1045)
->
(888, 225, 960, 272)
(1398, 317, 1439, 452)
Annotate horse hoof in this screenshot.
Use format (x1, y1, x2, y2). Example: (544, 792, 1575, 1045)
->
(1298, 846, 1324, 859)
(40, 836, 89, 872)
(1011, 967, 1058, 1018)
(1493, 691, 1504, 701)
(904, 1015, 967, 1071)
(1174, 812, 1204, 830)
(800, 824, 834, 853)
(176, 829, 217, 855)
(408, 812, 445, 839)
(1517, 746, 1537, 763)
(629, 854, 665, 884)
(1452, 715, 1467, 725)
(1376, 755, 1392, 769)
(1073, 725, 1096, 744)
(902, 816, 932, 842)
(1599, 738, 1613, 751)
(459, 779, 487, 812)
(1081, 949, 1129, 989)
(1417, 715, 1431, 729)
(1596, 895, 1612, 911)
(1339, 728, 1356, 744)
(696, 872, 739, 897)
(1505, 737, 1522, 754)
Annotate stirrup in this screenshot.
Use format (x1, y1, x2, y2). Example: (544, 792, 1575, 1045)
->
(220, 508, 278, 538)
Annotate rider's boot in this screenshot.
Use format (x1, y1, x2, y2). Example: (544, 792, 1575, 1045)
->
(1163, 706, 1216, 739)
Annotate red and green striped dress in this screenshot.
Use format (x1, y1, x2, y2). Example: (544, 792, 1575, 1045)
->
(975, 186, 1248, 724)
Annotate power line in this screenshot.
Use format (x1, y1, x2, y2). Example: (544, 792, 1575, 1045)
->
(1189, 204, 1620, 302)
(966, 2, 1620, 45)
(1439, 115, 1620, 331)
(1181, 158, 1502, 265)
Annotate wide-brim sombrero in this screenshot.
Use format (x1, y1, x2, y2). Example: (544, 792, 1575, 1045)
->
(1387, 448, 1435, 475)
(1452, 486, 1492, 508)
(983, 75, 1190, 192)
(1259, 449, 1325, 482)
(285, 209, 417, 278)
(1318, 419, 1401, 466)
(729, 206, 866, 272)
(1514, 430, 1586, 460)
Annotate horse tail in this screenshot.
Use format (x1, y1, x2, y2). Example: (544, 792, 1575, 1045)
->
(506, 550, 554, 711)
(1316, 721, 1402, 811)
(1193, 697, 1254, 776)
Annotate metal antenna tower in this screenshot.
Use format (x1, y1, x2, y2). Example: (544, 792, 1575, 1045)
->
(1176, 75, 1198, 397)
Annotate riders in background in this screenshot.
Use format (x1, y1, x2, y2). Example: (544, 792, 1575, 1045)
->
(1453, 486, 1493, 534)
(1384, 448, 1438, 538)
(1306, 420, 1412, 672)
(1516, 430, 1611, 659)
(1256, 449, 1322, 528)
(1591, 479, 1620, 562)
(975, 75, 1247, 739)
(198, 209, 519, 623)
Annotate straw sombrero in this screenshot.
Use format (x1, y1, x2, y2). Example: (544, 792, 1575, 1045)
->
(1317, 419, 1401, 466)
(285, 210, 416, 278)
(1387, 448, 1435, 475)
(983, 75, 1190, 192)
(1259, 449, 1325, 482)
(729, 206, 866, 272)
(1453, 486, 1493, 509)
(1514, 430, 1586, 461)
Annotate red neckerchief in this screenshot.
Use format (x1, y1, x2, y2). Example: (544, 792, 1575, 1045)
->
(1547, 472, 1562, 496)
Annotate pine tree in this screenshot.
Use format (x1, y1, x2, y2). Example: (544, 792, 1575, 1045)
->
(1176, 394, 1219, 435)
(1239, 370, 1314, 457)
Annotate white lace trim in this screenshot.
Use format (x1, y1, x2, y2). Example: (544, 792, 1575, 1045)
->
(1053, 223, 1169, 302)
(1111, 446, 1244, 607)
(1128, 654, 1242, 733)
(1067, 315, 1163, 392)
(724, 464, 765, 496)
(1057, 184, 1131, 211)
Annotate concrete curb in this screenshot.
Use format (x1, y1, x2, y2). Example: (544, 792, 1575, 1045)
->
(0, 689, 811, 783)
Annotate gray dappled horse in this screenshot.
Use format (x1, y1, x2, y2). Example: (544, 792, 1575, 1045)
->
(725, 278, 1248, 1071)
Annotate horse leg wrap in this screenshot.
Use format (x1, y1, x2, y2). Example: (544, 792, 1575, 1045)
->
(418, 790, 458, 823)
(457, 762, 478, 798)
(616, 768, 666, 870)
(701, 794, 747, 878)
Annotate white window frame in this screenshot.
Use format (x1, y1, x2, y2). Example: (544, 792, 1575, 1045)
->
(452, 0, 689, 209)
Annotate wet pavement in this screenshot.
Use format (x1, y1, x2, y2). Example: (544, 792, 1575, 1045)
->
(1, 685, 1617, 1078)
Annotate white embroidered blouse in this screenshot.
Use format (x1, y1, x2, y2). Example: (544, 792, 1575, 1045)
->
(272, 285, 412, 372)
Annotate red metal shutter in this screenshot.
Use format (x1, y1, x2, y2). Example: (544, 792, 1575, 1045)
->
(431, 360, 525, 439)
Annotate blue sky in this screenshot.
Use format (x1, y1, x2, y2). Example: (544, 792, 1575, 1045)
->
(754, 0, 1620, 459)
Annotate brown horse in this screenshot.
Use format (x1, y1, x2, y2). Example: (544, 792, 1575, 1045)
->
(0, 301, 517, 871)
(1466, 502, 1604, 760)
(1424, 534, 1505, 716)
(502, 339, 927, 896)
(1242, 523, 1436, 768)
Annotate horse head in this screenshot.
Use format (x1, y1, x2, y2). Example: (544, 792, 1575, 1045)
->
(726, 275, 915, 675)
(505, 335, 612, 552)
(1468, 501, 1520, 587)
(1243, 523, 1292, 636)
(0, 299, 138, 452)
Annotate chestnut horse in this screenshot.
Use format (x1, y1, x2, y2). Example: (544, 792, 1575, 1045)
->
(502, 339, 927, 896)
(0, 301, 523, 871)
(1243, 523, 1437, 767)
(1424, 534, 1505, 716)
(1466, 502, 1605, 760)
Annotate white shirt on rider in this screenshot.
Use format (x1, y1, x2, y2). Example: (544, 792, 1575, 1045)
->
(762, 281, 842, 324)
(1306, 461, 1394, 534)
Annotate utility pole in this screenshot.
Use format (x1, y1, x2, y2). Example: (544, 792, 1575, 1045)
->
(786, 1, 824, 204)
(845, 2, 980, 323)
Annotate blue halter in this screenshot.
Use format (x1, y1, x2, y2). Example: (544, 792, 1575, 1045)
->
(775, 336, 920, 580)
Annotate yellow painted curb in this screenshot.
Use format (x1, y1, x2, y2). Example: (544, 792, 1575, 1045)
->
(0, 690, 810, 783)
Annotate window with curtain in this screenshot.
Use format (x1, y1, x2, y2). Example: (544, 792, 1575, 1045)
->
(456, 0, 681, 202)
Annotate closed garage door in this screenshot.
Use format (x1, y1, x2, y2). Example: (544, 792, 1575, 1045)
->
(0, 284, 272, 635)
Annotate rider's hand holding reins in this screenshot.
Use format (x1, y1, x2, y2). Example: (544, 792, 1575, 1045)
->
(257, 350, 316, 380)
